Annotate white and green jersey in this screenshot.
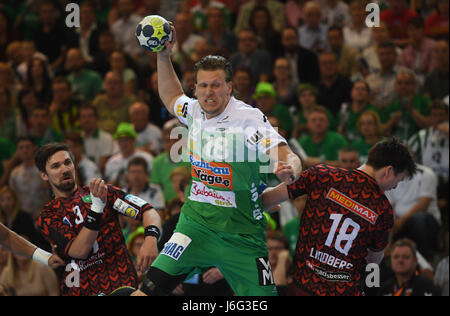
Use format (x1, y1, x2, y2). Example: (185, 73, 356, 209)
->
(173, 95, 287, 234)
(408, 127, 449, 185)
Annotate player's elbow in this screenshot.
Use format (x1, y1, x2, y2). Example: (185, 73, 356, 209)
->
(68, 246, 91, 260)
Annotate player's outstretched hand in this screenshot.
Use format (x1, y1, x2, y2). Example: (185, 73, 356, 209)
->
(274, 161, 296, 185)
(159, 22, 176, 57)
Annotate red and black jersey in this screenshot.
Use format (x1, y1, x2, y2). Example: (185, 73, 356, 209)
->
(36, 185, 152, 296)
(287, 165, 394, 296)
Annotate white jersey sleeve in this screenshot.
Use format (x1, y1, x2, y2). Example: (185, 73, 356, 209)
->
(243, 109, 287, 154)
(173, 95, 195, 126)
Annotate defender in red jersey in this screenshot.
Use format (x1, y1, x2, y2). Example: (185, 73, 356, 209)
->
(262, 138, 417, 296)
(34, 143, 161, 296)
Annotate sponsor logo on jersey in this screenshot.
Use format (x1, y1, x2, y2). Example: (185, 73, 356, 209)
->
(326, 188, 378, 224)
(189, 181, 236, 208)
(247, 130, 264, 145)
(82, 195, 92, 204)
(190, 153, 233, 189)
(124, 194, 147, 208)
(306, 260, 352, 282)
(113, 198, 139, 219)
(161, 232, 192, 261)
(176, 102, 188, 118)
(255, 257, 275, 286)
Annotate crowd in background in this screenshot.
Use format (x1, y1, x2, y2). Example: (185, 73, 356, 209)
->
(0, 0, 448, 296)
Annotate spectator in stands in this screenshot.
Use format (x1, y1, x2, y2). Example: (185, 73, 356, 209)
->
(171, 11, 204, 68)
(16, 40, 49, 85)
(93, 71, 136, 134)
(386, 164, 442, 263)
(110, 0, 143, 63)
(298, 1, 328, 54)
(272, 57, 298, 107)
(377, 239, 440, 296)
(337, 147, 360, 169)
(0, 186, 42, 246)
(0, 9, 14, 62)
(110, 50, 137, 95)
(248, 5, 282, 59)
(424, 40, 449, 100)
(295, 83, 337, 139)
(202, 7, 237, 58)
(232, 67, 254, 105)
(380, 0, 418, 48)
(266, 231, 292, 292)
(0, 239, 59, 296)
(321, 0, 351, 28)
(129, 102, 163, 156)
(351, 110, 383, 163)
(0, 138, 15, 184)
(326, 25, 359, 79)
(0, 86, 18, 142)
(297, 105, 348, 167)
(104, 122, 153, 187)
(48, 77, 81, 134)
(230, 28, 272, 86)
(316, 52, 353, 116)
(151, 122, 190, 204)
(337, 80, 380, 142)
(63, 132, 101, 187)
(25, 57, 52, 105)
(16, 88, 40, 138)
(89, 30, 119, 77)
(399, 17, 437, 85)
(408, 100, 449, 220)
(32, 0, 77, 71)
(123, 157, 165, 213)
(8, 137, 50, 219)
(285, 0, 307, 29)
(360, 21, 402, 76)
(425, 0, 449, 40)
(278, 27, 320, 85)
(74, 1, 105, 64)
(366, 41, 408, 110)
(343, 0, 373, 53)
(191, 0, 231, 33)
(252, 82, 294, 137)
(381, 71, 430, 140)
(78, 103, 118, 174)
(65, 48, 103, 102)
(27, 106, 63, 148)
(234, 0, 285, 34)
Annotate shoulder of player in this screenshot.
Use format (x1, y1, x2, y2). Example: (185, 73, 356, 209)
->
(229, 98, 269, 124)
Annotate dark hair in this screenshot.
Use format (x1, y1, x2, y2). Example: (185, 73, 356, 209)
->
(249, 5, 274, 35)
(327, 25, 343, 35)
(378, 40, 397, 50)
(63, 132, 83, 146)
(391, 238, 418, 260)
(194, 55, 233, 83)
(16, 136, 35, 146)
(35, 142, 73, 173)
(366, 138, 417, 178)
(79, 102, 98, 118)
(127, 156, 149, 174)
(352, 79, 371, 94)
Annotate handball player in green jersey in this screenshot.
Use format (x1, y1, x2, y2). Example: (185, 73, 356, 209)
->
(133, 23, 302, 296)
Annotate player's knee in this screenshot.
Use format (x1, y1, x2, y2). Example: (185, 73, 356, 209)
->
(141, 267, 187, 296)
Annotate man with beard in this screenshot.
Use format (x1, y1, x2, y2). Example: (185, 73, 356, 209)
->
(34, 143, 161, 296)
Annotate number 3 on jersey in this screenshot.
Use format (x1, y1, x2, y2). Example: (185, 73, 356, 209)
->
(325, 214, 360, 256)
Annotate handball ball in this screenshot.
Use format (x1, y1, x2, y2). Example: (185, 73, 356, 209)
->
(136, 15, 172, 52)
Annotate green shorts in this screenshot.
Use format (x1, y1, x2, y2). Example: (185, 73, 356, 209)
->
(151, 212, 278, 296)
